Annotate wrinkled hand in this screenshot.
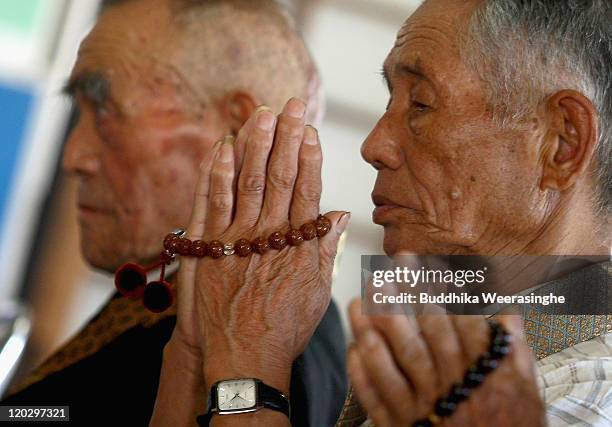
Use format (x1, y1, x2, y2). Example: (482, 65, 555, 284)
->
(174, 98, 350, 393)
(348, 300, 545, 427)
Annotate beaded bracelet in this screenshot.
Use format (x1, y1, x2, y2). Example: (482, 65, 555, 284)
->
(114, 215, 332, 313)
(412, 321, 512, 427)
(162, 214, 332, 258)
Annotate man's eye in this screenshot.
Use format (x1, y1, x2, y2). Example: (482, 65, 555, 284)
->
(412, 101, 429, 112)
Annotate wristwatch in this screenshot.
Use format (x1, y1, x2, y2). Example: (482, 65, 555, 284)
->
(196, 378, 290, 426)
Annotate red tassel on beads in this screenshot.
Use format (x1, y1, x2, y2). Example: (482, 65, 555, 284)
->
(114, 230, 183, 311)
(114, 251, 174, 300)
(114, 263, 148, 299)
(143, 251, 175, 313)
(142, 280, 175, 313)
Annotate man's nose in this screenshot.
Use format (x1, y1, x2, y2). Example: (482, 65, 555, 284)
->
(361, 117, 404, 171)
(62, 122, 101, 176)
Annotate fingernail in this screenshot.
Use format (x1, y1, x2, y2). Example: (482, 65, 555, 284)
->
(219, 141, 233, 163)
(337, 211, 351, 234)
(255, 105, 272, 113)
(256, 110, 275, 131)
(304, 126, 319, 145)
(223, 134, 235, 144)
(284, 98, 306, 119)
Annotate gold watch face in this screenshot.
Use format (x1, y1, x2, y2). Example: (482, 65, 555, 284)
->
(217, 379, 257, 412)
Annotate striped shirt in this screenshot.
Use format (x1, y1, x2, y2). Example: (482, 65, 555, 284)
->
(539, 332, 612, 426)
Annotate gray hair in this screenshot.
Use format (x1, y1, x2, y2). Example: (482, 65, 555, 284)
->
(462, 0, 612, 215)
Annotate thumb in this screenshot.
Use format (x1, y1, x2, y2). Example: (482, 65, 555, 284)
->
(318, 211, 351, 280)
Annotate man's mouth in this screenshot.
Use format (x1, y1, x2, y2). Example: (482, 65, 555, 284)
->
(371, 194, 420, 224)
(372, 194, 399, 207)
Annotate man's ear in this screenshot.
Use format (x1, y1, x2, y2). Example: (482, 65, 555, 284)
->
(218, 90, 259, 136)
(540, 89, 598, 192)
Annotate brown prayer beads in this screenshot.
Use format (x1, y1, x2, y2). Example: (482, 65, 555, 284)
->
(315, 215, 331, 237)
(300, 223, 317, 240)
(207, 240, 224, 259)
(116, 215, 333, 314)
(251, 237, 269, 254)
(286, 229, 304, 246)
(235, 239, 252, 257)
(268, 232, 288, 250)
(177, 238, 192, 255)
(192, 240, 207, 257)
(162, 215, 332, 259)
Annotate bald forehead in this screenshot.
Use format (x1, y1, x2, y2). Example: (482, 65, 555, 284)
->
(73, 0, 178, 91)
(89, 0, 174, 53)
(69, 0, 205, 116)
(393, 0, 480, 49)
(385, 0, 480, 77)
(381, 0, 487, 108)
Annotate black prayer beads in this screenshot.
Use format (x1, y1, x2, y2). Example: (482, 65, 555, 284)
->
(412, 321, 512, 427)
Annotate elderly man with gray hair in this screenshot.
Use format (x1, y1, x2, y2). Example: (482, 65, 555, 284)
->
(345, 0, 611, 425)
(342, 0, 612, 424)
(157, 0, 611, 426)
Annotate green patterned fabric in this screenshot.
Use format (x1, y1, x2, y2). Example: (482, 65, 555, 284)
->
(521, 261, 612, 359)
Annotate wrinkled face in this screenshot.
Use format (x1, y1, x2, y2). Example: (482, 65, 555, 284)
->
(362, 0, 550, 255)
(62, 1, 223, 270)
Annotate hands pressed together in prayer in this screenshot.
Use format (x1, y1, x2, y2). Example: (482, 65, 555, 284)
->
(152, 98, 350, 427)
(151, 98, 546, 427)
(348, 301, 546, 426)
(177, 97, 350, 392)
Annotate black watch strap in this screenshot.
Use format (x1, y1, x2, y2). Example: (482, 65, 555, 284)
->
(196, 380, 289, 427)
(196, 412, 213, 426)
(259, 382, 290, 417)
